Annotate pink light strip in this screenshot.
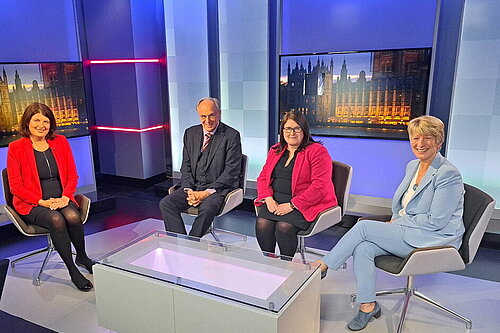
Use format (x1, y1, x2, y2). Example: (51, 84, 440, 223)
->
(94, 125, 164, 133)
(88, 59, 160, 64)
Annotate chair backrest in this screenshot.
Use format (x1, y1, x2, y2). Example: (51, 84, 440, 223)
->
(2, 168, 50, 236)
(2, 169, 14, 207)
(332, 160, 353, 215)
(240, 154, 248, 192)
(459, 184, 496, 264)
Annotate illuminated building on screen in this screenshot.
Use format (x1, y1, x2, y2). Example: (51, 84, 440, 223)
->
(281, 49, 431, 130)
(0, 63, 87, 133)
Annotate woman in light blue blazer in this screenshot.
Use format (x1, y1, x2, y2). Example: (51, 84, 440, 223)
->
(315, 115, 465, 331)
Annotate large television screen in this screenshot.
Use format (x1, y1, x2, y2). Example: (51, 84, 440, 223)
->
(279, 48, 432, 140)
(0, 62, 89, 147)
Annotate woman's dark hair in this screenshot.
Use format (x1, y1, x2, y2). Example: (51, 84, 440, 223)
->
(274, 111, 318, 153)
(18, 102, 57, 140)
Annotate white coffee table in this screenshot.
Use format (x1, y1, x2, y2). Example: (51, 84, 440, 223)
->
(94, 230, 321, 333)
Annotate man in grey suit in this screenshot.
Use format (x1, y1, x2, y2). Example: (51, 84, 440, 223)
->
(159, 97, 242, 238)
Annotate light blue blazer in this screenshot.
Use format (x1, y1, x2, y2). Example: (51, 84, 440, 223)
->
(392, 153, 465, 249)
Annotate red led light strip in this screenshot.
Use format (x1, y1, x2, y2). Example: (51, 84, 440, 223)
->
(88, 59, 160, 64)
(94, 125, 164, 133)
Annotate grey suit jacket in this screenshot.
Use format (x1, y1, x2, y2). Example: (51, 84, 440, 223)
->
(392, 153, 465, 249)
(180, 122, 242, 196)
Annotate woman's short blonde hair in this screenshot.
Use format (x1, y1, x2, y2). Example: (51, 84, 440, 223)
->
(407, 115, 445, 146)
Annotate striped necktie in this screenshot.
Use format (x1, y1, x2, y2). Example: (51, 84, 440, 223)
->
(201, 132, 212, 152)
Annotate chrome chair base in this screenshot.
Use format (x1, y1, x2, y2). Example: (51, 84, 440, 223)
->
(208, 226, 247, 248)
(10, 235, 56, 286)
(297, 238, 347, 268)
(350, 276, 472, 332)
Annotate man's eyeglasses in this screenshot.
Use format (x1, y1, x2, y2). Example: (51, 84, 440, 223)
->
(199, 114, 218, 120)
(283, 127, 303, 134)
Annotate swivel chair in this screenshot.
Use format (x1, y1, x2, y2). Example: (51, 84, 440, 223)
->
(2, 168, 91, 286)
(297, 160, 352, 260)
(351, 183, 495, 332)
(168, 154, 248, 244)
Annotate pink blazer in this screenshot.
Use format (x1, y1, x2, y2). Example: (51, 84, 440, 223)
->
(255, 142, 337, 222)
(7, 135, 79, 215)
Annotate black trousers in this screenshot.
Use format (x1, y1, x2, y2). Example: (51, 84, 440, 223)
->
(159, 188, 225, 238)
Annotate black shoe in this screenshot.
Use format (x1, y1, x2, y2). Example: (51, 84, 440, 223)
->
(75, 257, 96, 274)
(71, 277, 93, 292)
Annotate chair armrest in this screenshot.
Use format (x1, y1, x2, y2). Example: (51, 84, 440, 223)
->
(254, 199, 260, 216)
(75, 194, 91, 224)
(218, 188, 243, 216)
(303, 206, 342, 236)
(377, 246, 465, 277)
(168, 184, 181, 195)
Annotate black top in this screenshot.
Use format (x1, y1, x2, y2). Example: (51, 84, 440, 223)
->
(257, 151, 309, 229)
(34, 148, 62, 199)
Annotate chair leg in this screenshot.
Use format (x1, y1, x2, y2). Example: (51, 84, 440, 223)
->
(11, 247, 50, 268)
(33, 245, 55, 286)
(209, 228, 226, 249)
(361, 275, 472, 331)
(350, 287, 407, 303)
(298, 238, 307, 263)
(211, 227, 247, 241)
(375, 288, 407, 297)
(396, 288, 412, 333)
(413, 290, 472, 329)
(298, 238, 347, 269)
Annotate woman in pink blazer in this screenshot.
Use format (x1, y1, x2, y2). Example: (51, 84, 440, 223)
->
(7, 103, 94, 292)
(255, 112, 337, 258)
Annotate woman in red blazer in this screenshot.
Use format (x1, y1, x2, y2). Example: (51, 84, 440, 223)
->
(7, 103, 93, 292)
(255, 112, 337, 258)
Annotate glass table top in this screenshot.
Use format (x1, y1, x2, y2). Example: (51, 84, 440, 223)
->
(96, 230, 319, 312)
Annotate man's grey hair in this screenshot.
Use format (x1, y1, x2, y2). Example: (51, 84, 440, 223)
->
(196, 97, 221, 113)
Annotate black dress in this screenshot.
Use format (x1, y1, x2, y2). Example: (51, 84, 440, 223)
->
(257, 151, 310, 230)
(20, 148, 73, 225)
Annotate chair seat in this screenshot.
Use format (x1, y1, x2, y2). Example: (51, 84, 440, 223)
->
(375, 255, 405, 274)
(376, 246, 466, 276)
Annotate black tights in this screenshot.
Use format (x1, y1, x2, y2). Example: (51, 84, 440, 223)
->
(255, 218, 301, 258)
(34, 205, 90, 286)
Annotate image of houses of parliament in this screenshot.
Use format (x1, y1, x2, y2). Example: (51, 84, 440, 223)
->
(0, 63, 88, 135)
(280, 49, 431, 138)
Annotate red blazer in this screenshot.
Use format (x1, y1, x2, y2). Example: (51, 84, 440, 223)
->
(7, 135, 79, 215)
(255, 142, 337, 222)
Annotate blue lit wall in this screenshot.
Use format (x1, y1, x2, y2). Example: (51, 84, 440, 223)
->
(0, 0, 96, 205)
(447, 0, 500, 209)
(282, 0, 438, 198)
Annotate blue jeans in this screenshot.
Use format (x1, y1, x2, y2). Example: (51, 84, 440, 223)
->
(322, 220, 415, 303)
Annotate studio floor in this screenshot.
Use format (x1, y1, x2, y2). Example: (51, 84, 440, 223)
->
(0, 185, 499, 332)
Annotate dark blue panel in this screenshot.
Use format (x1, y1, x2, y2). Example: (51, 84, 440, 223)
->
(282, 0, 437, 54)
(0, 1, 80, 61)
(90, 65, 140, 127)
(83, 1, 135, 59)
(428, 0, 465, 154)
(83, 0, 165, 59)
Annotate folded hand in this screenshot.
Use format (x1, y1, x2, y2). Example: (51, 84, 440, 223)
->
(186, 190, 211, 207)
(265, 197, 278, 213)
(273, 203, 293, 216)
